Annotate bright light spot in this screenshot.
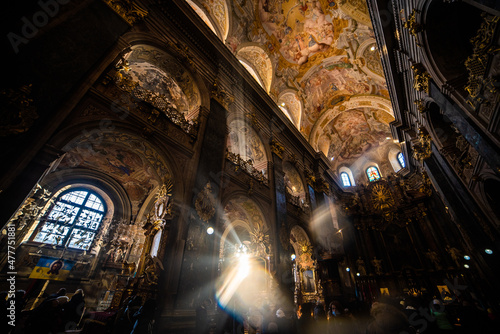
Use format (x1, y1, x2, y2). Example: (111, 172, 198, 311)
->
(216, 256, 286, 322)
(346, 267, 350, 272)
(464, 264, 470, 269)
(370, 46, 376, 51)
(464, 255, 470, 260)
(386, 137, 391, 140)
(237, 255, 250, 279)
(330, 157, 334, 161)
(207, 227, 214, 235)
(485, 249, 493, 255)
(356, 272, 360, 276)
(292, 186, 296, 192)
(291, 254, 296, 261)
(393, 139, 399, 144)
(281, 102, 286, 106)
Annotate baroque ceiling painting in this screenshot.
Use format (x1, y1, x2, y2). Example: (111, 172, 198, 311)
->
(187, 0, 399, 179)
(227, 119, 268, 168)
(59, 134, 170, 215)
(124, 46, 201, 118)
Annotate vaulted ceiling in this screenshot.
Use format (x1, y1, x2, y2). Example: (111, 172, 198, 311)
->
(186, 0, 403, 181)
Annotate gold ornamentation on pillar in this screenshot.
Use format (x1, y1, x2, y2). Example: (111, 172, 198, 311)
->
(211, 80, 234, 110)
(412, 127, 432, 161)
(103, 0, 148, 25)
(270, 138, 285, 159)
(195, 182, 216, 222)
(464, 15, 499, 107)
(411, 64, 430, 94)
(403, 9, 422, 39)
(0, 84, 38, 137)
(304, 169, 316, 186)
(414, 99, 428, 113)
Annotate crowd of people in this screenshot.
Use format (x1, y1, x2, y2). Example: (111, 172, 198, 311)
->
(2, 288, 499, 334)
(211, 295, 499, 334)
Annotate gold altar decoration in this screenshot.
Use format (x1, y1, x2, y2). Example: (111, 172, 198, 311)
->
(371, 183, 395, 212)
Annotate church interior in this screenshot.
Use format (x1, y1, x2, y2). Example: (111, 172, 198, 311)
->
(1, 0, 499, 333)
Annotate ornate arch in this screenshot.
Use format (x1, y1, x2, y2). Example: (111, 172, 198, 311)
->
(237, 44, 274, 93)
(309, 95, 393, 150)
(277, 89, 303, 129)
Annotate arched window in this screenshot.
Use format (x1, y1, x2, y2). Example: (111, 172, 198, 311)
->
(32, 189, 106, 250)
(366, 166, 381, 182)
(340, 172, 352, 187)
(397, 152, 406, 168)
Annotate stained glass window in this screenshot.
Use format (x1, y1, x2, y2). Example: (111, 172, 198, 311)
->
(341, 172, 351, 187)
(366, 166, 381, 182)
(33, 189, 106, 250)
(397, 152, 406, 168)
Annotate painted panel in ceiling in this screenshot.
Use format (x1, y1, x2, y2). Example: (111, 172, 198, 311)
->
(258, 0, 347, 65)
(237, 46, 273, 92)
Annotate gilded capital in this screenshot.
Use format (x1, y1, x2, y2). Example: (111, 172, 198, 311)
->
(103, 0, 148, 25)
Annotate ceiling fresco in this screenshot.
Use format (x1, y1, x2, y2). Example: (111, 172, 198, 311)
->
(59, 133, 171, 215)
(187, 0, 401, 179)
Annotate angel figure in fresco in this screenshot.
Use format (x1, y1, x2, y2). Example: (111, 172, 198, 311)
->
(371, 257, 383, 275)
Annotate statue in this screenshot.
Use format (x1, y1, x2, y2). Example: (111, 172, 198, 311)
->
(446, 245, 461, 267)
(371, 257, 383, 275)
(356, 257, 367, 276)
(425, 249, 442, 270)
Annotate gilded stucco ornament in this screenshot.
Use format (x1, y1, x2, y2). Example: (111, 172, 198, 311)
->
(414, 100, 428, 113)
(0, 84, 38, 137)
(195, 182, 216, 222)
(211, 80, 234, 110)
(465, 15, 499, 107)
(403, 9, 422, 39)
(412, 127, 432, 161)
(270, 138, 285, 159)
(411, 64, 430, 94)
(103, 0, 148, 25)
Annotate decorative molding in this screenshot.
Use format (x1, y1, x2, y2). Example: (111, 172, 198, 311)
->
(414, 99, 428, 113)
(465, 15, 500, 108)
(412, 127, 432, 161)
(403, 9, 422, 39)
(411, 64, 430, 94)
(270, 138, 285, 159)
(226, 150, 268, 184)
(102, 0, 148, 25)
(211, 80, 234, 110)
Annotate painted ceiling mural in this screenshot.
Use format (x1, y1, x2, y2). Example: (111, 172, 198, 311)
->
(187, 0, 401, 180)
(59, 133, 171, 215)
(124, 46, 201, 118)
